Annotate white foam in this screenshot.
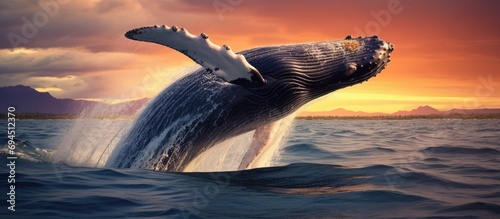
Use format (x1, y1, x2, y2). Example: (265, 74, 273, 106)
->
(182, 130, 255, 172)
(52, 119, 131, 168)
(183, 113, 296, 172)
(247, 113, 296, 169)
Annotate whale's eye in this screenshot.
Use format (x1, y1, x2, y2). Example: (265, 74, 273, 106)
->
(345, 62, 357, 76)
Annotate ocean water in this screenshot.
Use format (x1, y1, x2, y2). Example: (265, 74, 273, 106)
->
(1, 119, 500, 218)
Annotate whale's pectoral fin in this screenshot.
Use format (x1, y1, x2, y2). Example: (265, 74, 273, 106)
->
(125, 25, 265, 85)
(238, 123, 274, 170)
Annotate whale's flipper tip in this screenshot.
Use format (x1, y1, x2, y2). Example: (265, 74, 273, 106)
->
(125, 25, 264, 85)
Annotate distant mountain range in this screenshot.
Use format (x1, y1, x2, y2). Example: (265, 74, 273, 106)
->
(1, 85, 499, 117)
(0, 85, 149, 116)
(299, 105, 500, 117)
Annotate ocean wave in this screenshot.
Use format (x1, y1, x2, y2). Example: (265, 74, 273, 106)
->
(474, 128, 500, 132)
(391, 171, 483, 189)
(184, 163, 395, 190)
(284, 143, 329, 153)
(419, 146, 500, 155)
(351, 190, 430, 203)
(479, 191, 500, 199)
(24, 196, 142, 218)
(282, 143, 345, 161)
(423, 157, 445, 162)
(447, 165, 500, 174)
(439, 202, 500, 215)
(344, 147, 396, 155)
(3, 158, 499, 218)
(2, 119, 500, 218)
(329, 129, 370, 137)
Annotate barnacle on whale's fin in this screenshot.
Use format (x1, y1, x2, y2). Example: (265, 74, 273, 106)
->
(125, 25, 265, 85)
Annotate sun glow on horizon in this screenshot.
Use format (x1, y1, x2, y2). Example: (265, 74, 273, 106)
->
(303, 90, 500, 113)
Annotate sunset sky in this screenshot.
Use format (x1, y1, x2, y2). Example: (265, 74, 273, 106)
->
(1, 0, 499, 113)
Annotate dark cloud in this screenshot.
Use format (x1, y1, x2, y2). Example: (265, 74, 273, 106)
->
(0, 49, 137, 76)
(0, 1, 144, 51)
(2, 0, 500, 52)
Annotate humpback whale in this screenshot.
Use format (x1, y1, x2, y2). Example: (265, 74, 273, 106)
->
(106, 25, 394, 171)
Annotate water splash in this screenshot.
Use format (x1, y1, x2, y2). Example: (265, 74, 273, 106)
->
(52, 112, 295, 171)
(183, 113, 296, 172)
(51, 66, 193, 168)
(52, 118, 132, 168)
(51, 64, 296, 172)
(52, 109, 296, 172)
(247, 113, 297, 169)
(0, 139, 52, 162)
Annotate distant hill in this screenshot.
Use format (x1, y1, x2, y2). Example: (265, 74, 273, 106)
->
(392, 105, 442, 116)
(0, 85, 149, 116)
(299, 105, 500, 117)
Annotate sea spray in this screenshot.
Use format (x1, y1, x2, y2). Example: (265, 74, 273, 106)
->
(183, 113, 296, 172)
(247, 113, 296, 169)
(52, 66, 192, 167)
(52, 118, 132, 167)
(52, 106, 296, 171)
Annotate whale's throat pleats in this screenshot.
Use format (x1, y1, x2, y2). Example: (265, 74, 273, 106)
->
(236, 40, 369, 118)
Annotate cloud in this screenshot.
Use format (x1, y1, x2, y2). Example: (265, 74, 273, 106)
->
(0, 48, 140, 76)
(2, 0, 500, 52)
(0, 0, 145, 51)
(0, 47, 192, 99)
(0, 1, 385, 51)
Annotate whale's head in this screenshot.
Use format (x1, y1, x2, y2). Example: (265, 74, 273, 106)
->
(241, 36, 394, 110)
(332, 36, 394, 88)
(236, 36, 394, 117)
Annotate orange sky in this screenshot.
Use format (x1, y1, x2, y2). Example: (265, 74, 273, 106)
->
(1, 0, 499, 113)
